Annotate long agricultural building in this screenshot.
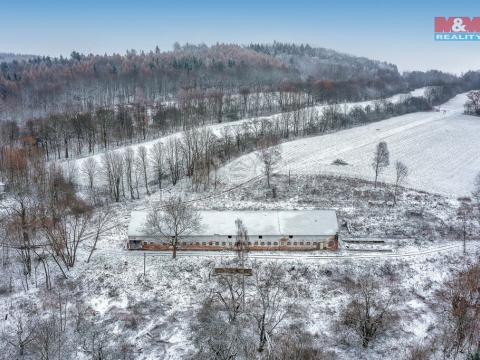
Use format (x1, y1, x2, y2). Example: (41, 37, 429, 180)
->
(127, 210, 339, 251)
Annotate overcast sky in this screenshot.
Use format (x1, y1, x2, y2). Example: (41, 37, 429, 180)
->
(1, 0, 479, 74)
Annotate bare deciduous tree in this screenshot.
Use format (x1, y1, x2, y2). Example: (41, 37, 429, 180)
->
(42, 200, 92, 270)
(137, 145, 150, 195)
(2, 313, 37, 357)
(372, 141, 390, 188)
(436, 261, 480, 357)
(102, 151, 123, 202)
(234, 218, 249, 311)
(250, 264, 295, 353)
(256, 141, 281, 188)
(32, 249, 52, 290)
(272, 326, 332, 360)
(465, 90, 480, 115)
(87, 205, 115, 263)
(192, 262, 305, 359)
(1, 190, 38, 278)
(150, 141, 165, 190)
(165, 138, 183, 186)
(393, 160, 408, 205)
(123, 148, 136, 200)
(457, 197, 473, 255)
(80, 157, 98, 192)
(472, 172, 480, 225)
(192, 298, 251, 360)
(146, 196, 200, 259)
(213, 273, 245, 324)
(339, 274, 397, 348)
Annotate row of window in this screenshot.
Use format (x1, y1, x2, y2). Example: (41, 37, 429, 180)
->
(226, 235, 294, 239)
(144, 241, 320, 247)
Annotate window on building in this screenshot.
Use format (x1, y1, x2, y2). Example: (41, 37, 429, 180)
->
(300, 242, 304, 246)
(202, 242, 206, 246)
(267, 242, 271, 246)
(254, 241, 258, 245)
(261, 242, 265, 246)
(273, 242, 278, 246)
(287, 242, 291, 246)
(294, 242, 297, 246)
(215, 242, 219, 246)
(306, 242, 311, 245)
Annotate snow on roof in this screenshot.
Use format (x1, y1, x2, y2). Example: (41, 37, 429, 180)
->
(128, 210, 338, 237)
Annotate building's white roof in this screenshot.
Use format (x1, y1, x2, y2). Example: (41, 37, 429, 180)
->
(128, 210, 338, 237)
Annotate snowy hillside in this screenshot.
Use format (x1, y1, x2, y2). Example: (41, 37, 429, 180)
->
(65, 87, 429, 187)
(219, 92, 480, 197)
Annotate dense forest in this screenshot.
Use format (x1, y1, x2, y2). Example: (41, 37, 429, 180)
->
(0, 52, 36, 63)
(1, 42, 478, 121)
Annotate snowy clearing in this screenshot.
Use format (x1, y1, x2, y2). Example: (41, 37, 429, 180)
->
(219, 92, 480, 197)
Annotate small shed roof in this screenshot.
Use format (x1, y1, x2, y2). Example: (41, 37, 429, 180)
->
(128, 210, 338, 237)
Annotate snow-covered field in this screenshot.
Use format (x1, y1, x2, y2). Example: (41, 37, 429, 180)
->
(65, 88, 428, 186)
(219, 92, 480, 197)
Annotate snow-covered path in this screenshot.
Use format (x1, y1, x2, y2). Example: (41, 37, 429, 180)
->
(93, 241, 479, 262)
(219, 92, 480, 197)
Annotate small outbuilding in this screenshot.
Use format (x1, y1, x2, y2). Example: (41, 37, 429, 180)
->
(127, 210, 339, 251)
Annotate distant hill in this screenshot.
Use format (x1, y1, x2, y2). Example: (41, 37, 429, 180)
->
(0, 52, 38, 63)
(0, 43, 478, 120)
(248, 42, 400, 82)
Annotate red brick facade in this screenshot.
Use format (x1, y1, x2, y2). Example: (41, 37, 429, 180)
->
(131, 236, 338, 251)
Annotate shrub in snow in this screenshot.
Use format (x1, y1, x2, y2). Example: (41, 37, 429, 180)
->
(332, 158, 349, 166)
